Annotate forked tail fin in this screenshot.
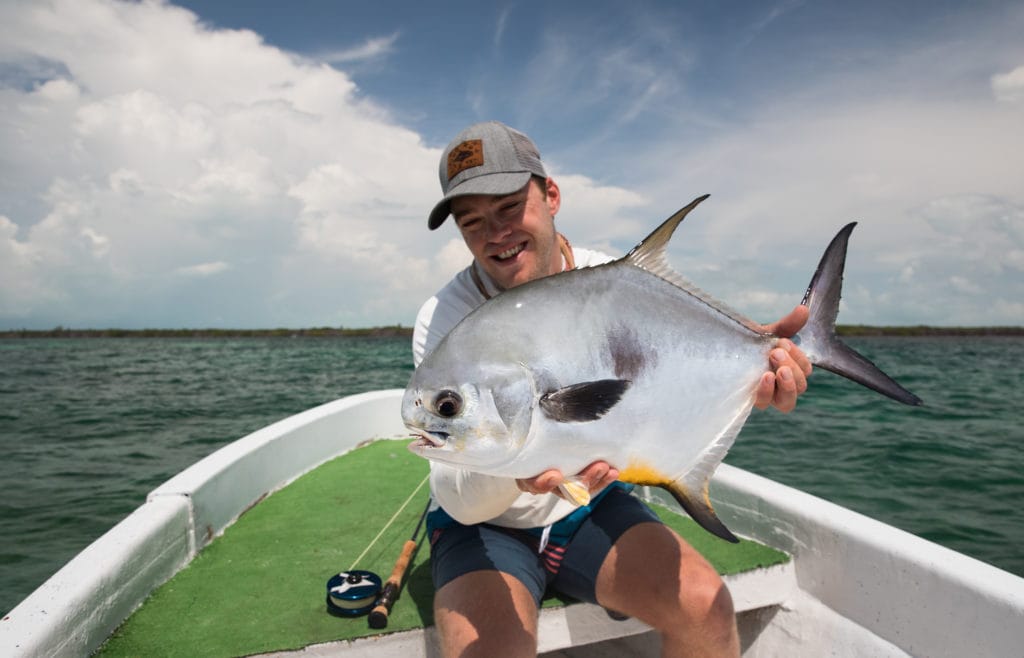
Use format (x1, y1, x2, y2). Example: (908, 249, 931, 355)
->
(797, 223, 922, 406)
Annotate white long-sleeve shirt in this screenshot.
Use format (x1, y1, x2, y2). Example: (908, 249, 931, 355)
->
(412, 246, 614, 529)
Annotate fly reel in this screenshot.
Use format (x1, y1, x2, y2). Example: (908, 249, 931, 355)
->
(325, 570, 383, 617)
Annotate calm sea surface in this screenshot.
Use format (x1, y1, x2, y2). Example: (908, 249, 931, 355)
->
(2, 335, 1022, 614)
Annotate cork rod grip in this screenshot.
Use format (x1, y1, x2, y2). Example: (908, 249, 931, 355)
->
(367, 539, 418, 629)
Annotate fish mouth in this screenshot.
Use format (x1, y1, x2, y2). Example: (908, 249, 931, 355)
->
(409, 430, 449, 449)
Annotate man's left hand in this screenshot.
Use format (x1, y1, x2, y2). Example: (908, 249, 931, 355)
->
(516, 461, 619, 498)
(755, 305, 812, 413)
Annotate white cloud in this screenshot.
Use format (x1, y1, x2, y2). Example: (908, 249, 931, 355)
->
(750, 0, 807, 35)
(0, 215, 53, 319)
(1, 0, 1021, 329)
(175, 261, 229, 277)
(494, 7, 512, 49)
(80, 226, 110, 257)
(436, 238, 473, 281)
(624, 95, 1024, 326)
(487, 11, 696, 135)
(992, 64, 1024, 103)
(35, 77, 80, 102)
(549, 172, 649, 251)
(0, 0, 454, 328)
(902, 195, 1024, 324)
(456, 2, 1023, 328)
(319, 32, 400, 65)
(948, 275, 983, 295)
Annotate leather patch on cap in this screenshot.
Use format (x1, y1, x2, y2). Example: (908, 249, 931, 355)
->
(447, 139, 484, 181)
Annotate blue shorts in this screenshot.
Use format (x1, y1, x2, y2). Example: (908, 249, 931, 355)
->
(428, 485, 661, 606)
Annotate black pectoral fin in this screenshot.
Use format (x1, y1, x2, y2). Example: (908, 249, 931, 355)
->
(539, 379, 630, 423)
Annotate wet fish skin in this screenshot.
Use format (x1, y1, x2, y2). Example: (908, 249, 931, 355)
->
(403, 195, 921, 542)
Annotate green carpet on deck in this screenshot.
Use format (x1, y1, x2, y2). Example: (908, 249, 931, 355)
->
(97, 440, 788, 657)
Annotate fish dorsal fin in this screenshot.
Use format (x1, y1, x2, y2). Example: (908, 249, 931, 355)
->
(623, 194, 762, 335)
(624, 194, 709, 272)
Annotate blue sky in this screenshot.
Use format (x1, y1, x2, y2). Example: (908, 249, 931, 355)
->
(1, 0, 1022, 329)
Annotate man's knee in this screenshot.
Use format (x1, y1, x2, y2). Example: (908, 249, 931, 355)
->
(656, 563, 737, 651)
(433, 570, 538, 658)
(690, 562, 732, 609)
(631, 533, 735, 634)
(639, 559, 738, 658)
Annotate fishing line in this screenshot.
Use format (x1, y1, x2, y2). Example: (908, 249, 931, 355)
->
(326, 473, 431, 618)
(348, 473, 430, 571)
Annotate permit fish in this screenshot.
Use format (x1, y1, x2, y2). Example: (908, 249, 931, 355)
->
(402, 195, 921, 542)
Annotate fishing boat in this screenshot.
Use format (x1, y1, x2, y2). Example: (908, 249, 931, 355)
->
(2, 388, 1022, 657)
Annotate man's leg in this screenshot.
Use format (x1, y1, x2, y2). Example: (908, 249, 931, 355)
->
(595, 522, 739, 658)
(433, 570, 538, 658)
(428, 523, 548, 658)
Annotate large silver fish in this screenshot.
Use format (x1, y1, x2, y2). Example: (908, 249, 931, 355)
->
(403, 195, 921, 542)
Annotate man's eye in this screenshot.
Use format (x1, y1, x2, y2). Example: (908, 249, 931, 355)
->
(459, 218, 482, 231)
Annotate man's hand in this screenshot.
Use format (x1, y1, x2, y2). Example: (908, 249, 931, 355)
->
(516, 461, 619, 499)
(755, 305, 813, 412)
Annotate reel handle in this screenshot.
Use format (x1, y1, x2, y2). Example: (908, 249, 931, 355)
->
(367, 539, 418, 629)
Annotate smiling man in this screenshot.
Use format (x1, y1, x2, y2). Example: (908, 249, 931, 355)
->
(451, 177, 562, 290)
(412, 121, 810, 658)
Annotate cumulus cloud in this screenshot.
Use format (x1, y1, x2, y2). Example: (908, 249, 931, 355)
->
(1, 0, 1021, 330)
(0, 0, 675, 330)
(549, 172, 649, 251)
(625, 94, 1024, 326)
(992, 65, 1024, 103)
(0, 0, 450, 328)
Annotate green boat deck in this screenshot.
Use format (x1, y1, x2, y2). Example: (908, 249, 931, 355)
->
(97, 440, 789, 657)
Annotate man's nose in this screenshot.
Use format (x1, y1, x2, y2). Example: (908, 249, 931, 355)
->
(484, 213, 514, 241)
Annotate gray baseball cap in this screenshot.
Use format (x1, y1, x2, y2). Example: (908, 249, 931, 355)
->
(427, 121, 548, 230)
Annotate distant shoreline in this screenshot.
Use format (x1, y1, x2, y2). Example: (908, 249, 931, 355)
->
(833, 325, 1024, 337)
(1, 325, 1022, 339)
(0, 326, 414, 339)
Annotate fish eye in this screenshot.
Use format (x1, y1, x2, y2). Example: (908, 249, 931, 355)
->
(434, 390, 463, 418)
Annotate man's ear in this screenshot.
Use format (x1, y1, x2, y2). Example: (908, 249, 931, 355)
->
(545, 177, 561, 216)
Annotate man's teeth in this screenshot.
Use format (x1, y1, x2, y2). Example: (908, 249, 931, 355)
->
(497, 244, 524, 260)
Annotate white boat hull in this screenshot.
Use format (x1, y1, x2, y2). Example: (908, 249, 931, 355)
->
(2, 389, 1022, 657)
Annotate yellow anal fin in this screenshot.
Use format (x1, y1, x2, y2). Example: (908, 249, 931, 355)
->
(618, 462, 674, 488)
(619, 460, 739, 543)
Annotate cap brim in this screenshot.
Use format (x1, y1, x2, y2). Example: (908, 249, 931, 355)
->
(427, 171, 533, 230)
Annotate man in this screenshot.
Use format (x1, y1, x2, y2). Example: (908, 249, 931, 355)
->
(413, 121, 811, 657)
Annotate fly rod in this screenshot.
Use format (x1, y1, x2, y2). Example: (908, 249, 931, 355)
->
(325, 475, 429, 618)
(367, 496, 431, 629)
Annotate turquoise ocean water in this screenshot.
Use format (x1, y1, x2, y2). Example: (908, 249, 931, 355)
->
(1, 335, 1022, 614)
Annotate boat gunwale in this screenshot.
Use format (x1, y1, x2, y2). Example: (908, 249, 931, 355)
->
(3, 388, 1023, 658)
(709, 463, 1024, 657)
(1, 389, 410, 657)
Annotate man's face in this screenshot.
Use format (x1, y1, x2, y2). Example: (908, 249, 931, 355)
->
(451, 178, 563, 290)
